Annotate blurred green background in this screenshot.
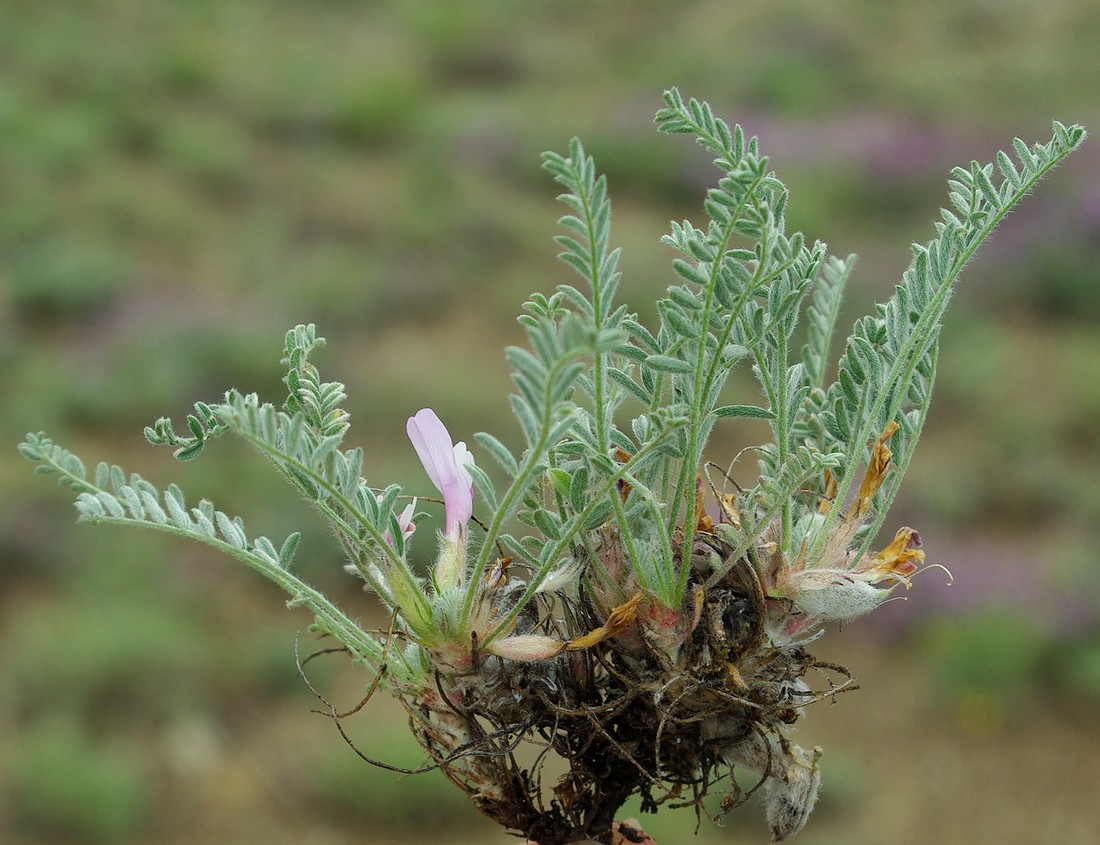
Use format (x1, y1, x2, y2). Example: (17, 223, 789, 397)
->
(2, 2, 1099, 844)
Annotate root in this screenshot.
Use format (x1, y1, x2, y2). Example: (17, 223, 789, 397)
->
(297, 535, 857, 844)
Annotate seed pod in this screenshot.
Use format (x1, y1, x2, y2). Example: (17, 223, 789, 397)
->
(764, 742, 822, 842)
(715, 732, 822, 842)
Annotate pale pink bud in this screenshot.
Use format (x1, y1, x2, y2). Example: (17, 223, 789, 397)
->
(484, 634, 566, 662)
(380, 497, 417, 547)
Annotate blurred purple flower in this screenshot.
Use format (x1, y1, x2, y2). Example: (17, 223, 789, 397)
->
(406, 408, 475, 540)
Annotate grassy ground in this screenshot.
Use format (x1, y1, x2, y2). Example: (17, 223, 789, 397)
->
(2, 2, 1099, 843)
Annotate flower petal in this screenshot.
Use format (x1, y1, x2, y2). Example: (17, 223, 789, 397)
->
(397, 499, 417, 540)
(406, 408, 454, 492)
(406, 408, 475, 539)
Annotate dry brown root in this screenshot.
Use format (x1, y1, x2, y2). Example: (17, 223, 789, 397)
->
(520, 818, 658, 845)
(363, 528, 858, 844)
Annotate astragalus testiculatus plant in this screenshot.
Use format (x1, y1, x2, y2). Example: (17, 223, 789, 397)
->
(22, 91, 1085, 844)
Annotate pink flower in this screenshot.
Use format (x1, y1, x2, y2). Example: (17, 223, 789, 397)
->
(381, 496, 417, 547)
(406, 408, 475, 541)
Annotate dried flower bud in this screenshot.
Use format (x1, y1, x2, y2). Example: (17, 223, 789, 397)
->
(784, 568, 892, 620)
(781, 525, 926, 621)
(565, 592, 643, 650)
